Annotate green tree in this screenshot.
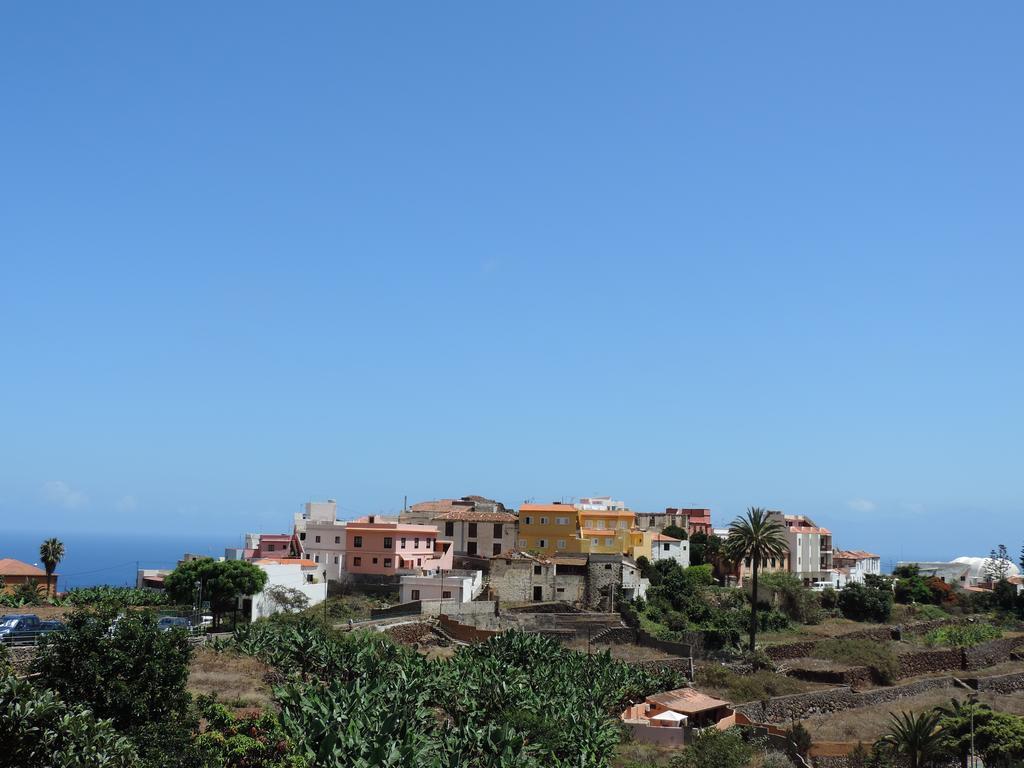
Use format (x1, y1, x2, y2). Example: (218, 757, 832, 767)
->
(670, 727, 753, 768)
(39, 537, 65, 596)
(724, 507, 788, 651)
(838, 579, 893, 623)
(662, 524, 688, 541)
(0, 672, 139, 768)
(31, 607, 195, 767)
(984, 545, 1012, 583)
(163, 558, 268, 629)
(937, 697, 1024, 768)
(875, 711, 946, 768)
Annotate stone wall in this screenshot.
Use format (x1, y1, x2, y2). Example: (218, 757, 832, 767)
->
(765, 640, 818, 661)
(438, 614, 501, 643)
(786, 664, 873, 688)
(7, 646, 35, 676)
(734, 677, 956, 724)
(630, 656, 694, 680)
(896, 648, 963, 678)
(370, 601, 422, 619)
(969, 671, 1024, 694)
(963, 635, 1024, 670)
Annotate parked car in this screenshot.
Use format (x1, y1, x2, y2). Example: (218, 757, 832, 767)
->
(157, 616, 193, 633)
(0, 614, 62, 644)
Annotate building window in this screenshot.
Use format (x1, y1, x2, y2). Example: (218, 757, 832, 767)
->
(442, 591, 451, 599)
(525, 516, 533, 525)
(444, 522, 454, 537)
(335, 536, 340, 544)
(534, 565, 542, 575)
(493, 524, 503, 538)
(467, 541, 477, 556)
(592, 538, 599, 546)
(411, 589, 420, 600)
(492, 542, 501, 555)
(353, 557, 361, 566)
(267, 544, 275, 551)
(417, 558, 421, 566)
(604, 538, 612, 546)
(557, 539, 566, 549)
(333, 556, 339, 564)
(315, 535, 321, 543)
(663, 543, 670, 551)
(519, 539, 528, 547)
(414, 538, 420, 549)
(557, 587, 564, 593)
(299, 532, 306, 540)
(384, 537, 393, 549)
(468, 523, 478, 537)
(401, 537, 407, 547)
(540, 517, 548, 525)
(314, 554, 320, 563)
(555, 517, 568, 526)
(537, 539, 547, 548)
(383, 558, 392, 568)
(372, 557, 378, 565)
(745, 558, 751, 567)
(354, 536, 363, 548)
(595, 520, 605, 529)
(604, 564, 612, 570)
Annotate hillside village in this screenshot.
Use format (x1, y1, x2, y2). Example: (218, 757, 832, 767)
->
(5, 498, 1024, 767)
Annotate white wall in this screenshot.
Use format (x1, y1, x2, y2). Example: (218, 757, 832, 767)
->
(249, 562, 327, 621)
(399, 571, 483, 603)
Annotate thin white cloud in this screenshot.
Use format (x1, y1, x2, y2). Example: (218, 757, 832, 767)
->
(42, 480, 88, 509)
(117, 495, 137, 511)
(846, 498, 877, 513)
(900, 502, 925, 514)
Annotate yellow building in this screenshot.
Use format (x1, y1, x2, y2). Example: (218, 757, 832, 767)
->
(578, 508, 636, 554)
(517, 503, 584, 555)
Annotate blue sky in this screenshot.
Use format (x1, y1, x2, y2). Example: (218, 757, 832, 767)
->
(1, 3, 1022, 563)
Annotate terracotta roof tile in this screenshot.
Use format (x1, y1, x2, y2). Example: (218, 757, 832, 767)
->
(433, 510, 518, 523)
(648, 688, 731, 713)
(0, 559, 48, 577)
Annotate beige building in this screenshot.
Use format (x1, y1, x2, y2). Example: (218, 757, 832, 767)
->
(488, 551, 587, 604)
(293, 500, 349, 579)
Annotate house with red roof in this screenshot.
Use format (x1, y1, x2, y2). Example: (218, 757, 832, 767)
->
(0, 558, 56, 594)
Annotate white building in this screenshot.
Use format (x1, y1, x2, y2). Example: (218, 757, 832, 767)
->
(834, 550, 881, 584)
(770, 512, 834, 586)
(399, 569, 484, 604)
(902, 557, 1022, 589)
(246, 558, 327, 621)
(293, 500, 349, 579)
(649, 534, 689, 568)
(576, 496, 628, 511)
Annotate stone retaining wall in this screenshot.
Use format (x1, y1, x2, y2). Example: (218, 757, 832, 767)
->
(897, 648, 962, 677)
(786, 664, 873, 688)
(7, 646, 35, 676)
(963, 636, 1024, 670)
(734, 677, 956, 724)
(968, 671, 1024, 695)
(437, 614, 501, 643)
(589, 626, 693, 658)
(764, 618, 962, 662)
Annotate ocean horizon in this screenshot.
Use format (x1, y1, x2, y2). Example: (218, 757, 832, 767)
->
(2, 530, 244, 589)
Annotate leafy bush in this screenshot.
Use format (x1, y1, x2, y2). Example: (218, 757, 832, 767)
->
(837, 580, 893, 623)
(193, 698, 304, 767)
(0, 672, 139, 767)
(924, 623, 1001, 648)
(814, 638, 900, 685)
(32, 607, 196, 767)
(758, 572, 824, 625)
(66, 586, 171, 607)
(670, 727, 754, 768)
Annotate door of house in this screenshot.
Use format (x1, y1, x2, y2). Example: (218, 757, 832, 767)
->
(532, 586, 543, 601)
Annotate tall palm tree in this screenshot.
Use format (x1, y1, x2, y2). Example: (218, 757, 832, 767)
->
(875, 711, 946, 768)
(39, 538, 65, 597)
(724, 507, 788, 651)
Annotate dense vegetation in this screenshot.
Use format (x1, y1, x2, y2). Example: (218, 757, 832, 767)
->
(229, 619, 683, 767)
(923, 623, 1002, 648)
(2, 604, 681, 768)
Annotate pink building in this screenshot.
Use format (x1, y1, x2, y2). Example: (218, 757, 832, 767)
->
(255, 533, 299, 559)
(344, 516, 453, 575)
